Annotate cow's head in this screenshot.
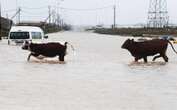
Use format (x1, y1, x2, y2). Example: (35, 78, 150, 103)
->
(64, 42, 68, 48)
(22, 41, 31, 50)
(121, 39, 134, 49)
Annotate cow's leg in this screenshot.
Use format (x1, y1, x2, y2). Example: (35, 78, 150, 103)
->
(143, 57, 148, 63)
(162, 54, 168, 62)
(27, 53, 32, 61)
(28, 53, 40, 61)
(153, 55, 161, 61)
(59, 54, 65, 61)
(134, 57, 139, 62)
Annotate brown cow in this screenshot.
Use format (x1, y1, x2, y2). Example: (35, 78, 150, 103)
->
(121, 39, 177, 63)
(22, 41, 68, 61)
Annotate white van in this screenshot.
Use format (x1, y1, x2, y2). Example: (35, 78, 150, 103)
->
(8, 26, 48, 45)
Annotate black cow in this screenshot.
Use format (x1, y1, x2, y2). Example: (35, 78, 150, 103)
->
(22, 41, 68, 61)
(121, 39, 177, 63)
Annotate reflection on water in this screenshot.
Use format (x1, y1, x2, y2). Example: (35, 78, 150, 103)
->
(29, 59, 66, 64)
(128, 61, 167, 67)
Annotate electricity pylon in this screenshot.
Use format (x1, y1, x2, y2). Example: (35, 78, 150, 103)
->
(147, 0, 169, 28)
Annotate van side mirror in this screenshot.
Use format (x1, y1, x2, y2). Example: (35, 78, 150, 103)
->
(44, 35, 48, 39)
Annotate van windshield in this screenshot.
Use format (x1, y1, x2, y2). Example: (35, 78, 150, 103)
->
(31, 32, 42, 39)
(10, 32, 30, 39)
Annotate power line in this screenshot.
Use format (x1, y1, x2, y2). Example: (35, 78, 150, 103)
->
(21, 6, 48, 10)
(2, 4, 116, 26)
(2, 9, 16, 13)
(22, 10, 48, 15)
(59, 5, 114, 11)
(19, 5, 113, 11)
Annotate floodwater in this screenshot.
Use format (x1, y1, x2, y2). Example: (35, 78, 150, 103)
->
(0, 31, 177, 110)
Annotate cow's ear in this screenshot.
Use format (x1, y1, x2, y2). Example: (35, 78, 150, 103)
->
(127, 38, 130, 41)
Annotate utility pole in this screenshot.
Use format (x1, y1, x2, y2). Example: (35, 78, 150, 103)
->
(48, 5, 51, 24)
(56, 0, 64, 27)
(52, 9, 56, 24)
(56, 0, 60, 26)
(16, 0, 18, 24)
(113, 5, 116, 29)
(18, 7, 21, 24)
(0, 2, 2, 39)
(6, 14, 8, 19)
(113, 0, 117, 29)
(15, 0, 22, 24)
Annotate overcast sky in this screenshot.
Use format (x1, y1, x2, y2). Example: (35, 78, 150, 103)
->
(1, 0, 177, 26)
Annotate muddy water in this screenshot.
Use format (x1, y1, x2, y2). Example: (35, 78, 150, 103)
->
(0, 32, 177, 110)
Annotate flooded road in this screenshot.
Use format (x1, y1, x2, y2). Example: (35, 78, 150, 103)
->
(0, 31, 177, 110)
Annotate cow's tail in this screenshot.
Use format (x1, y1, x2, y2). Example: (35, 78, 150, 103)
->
(64, 42, 75, 52)
(168, 40, 177, 54)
